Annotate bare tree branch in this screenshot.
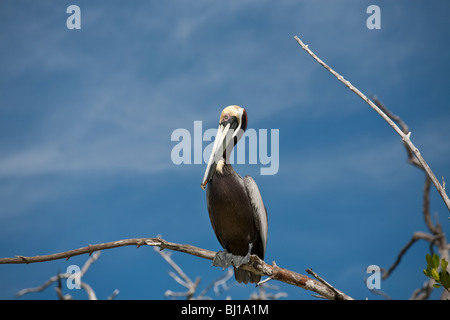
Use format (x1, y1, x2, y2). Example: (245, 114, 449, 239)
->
(368, 99, 449, 298)
(293, 35, 450, 299)
(306, 268, 346, 300)
(410, 280, 435, 300)
(198, 268, 234, 298)
(294, 35, 450, 212)
(1, 239, 151, 264)
(16, 251, 103, 300)
(149, 239, 353, 300)
(55, 274, 73, 300)
(250, 283, 288, 300)
(154, 246, 200, 299)
(157, 245, 288, 300)
(107, 289, 120, 300)
(381, 231, 440, 280)
(372, 96, 421, 169)
(2, 237, 353, 300)
(364, 278, 392, 300)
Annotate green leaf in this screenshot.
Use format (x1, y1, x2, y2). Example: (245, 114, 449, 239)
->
(440, 270, 450, 290)
(432, 253, 440, 269)
(441, 258, 448, 272)
(441, 272, 450, 289)
(433, 283, 442, 289)
(426, 253, 433, 267)
(431, 268, 440, 281)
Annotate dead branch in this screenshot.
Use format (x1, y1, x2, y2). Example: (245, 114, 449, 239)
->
(292, 34, 449, 299)
(16, 251, 103, 300)
(107, 289, 120, 300)
(381, 231, 440, 280)
(1, 239, 151, 264)
(156, 245, 287, 300)
(410, 280, 435, 300)
(149, 239, 353, 300)
(201, 268, 234, 298)
(294, 35, 450, 212)
(306, 268, 346, 300)
(2, 237, 353, 300)
(294, 36, 450, 298)
(154, 246, 201, 299)
(371, 99, 449, 298)
(372, 96, 421, 169)
(250, 283, 288, 300)
(370, 98, 449, 299)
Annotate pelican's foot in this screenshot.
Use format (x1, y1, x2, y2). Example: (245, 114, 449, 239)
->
(212, 250, 233, 270)
(232, 252, 251, 268)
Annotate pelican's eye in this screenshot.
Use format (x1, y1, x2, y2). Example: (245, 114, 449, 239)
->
(223, 114, 230, 122)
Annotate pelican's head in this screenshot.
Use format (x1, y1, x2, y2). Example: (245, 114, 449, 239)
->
(201, 105, 247, 190)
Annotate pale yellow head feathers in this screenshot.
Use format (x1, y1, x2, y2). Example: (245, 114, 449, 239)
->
(219, 105, 244, 124)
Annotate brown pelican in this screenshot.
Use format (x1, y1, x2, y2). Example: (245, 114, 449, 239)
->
(201, 105, 268, 284)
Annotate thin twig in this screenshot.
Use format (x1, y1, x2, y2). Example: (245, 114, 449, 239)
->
(250, 283, 288, 300)
(16, 251, 102, 299)
(364, 279, 392, 300)
(381, 231, 439, 280)
(197, 268, 234, 298)
(410, 280, 435, 300)
(154, 246, 200, 299)
(372, 96, 421, 169)
(107, 289, 120, 300)
(55, 273, 72, 300)
(306, 268, 345, 300)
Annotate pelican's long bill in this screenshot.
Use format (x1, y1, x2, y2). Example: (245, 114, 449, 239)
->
(201, 105, 246, 190)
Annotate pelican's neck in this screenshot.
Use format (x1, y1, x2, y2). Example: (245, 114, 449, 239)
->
(215, 159, 238, 178)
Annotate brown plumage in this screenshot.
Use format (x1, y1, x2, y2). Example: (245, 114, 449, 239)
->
(201, 105, 268, 284)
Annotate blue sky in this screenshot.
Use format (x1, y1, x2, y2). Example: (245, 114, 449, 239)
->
(1, 0, 449, 300)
